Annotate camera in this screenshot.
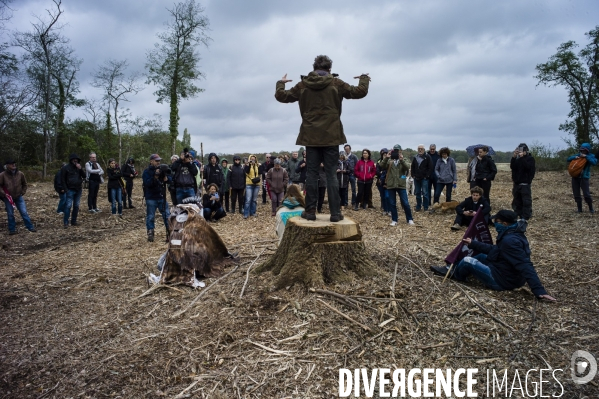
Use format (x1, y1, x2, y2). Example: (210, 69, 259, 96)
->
(390, 149, 400, 160)
(158, 164, 172, 179)
(183, 147, 193, 159)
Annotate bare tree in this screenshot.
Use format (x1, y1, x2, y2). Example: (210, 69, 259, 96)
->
(92, 59, 143, 165)
(146, 0, 210, 154)
(13, 0, 66, 177)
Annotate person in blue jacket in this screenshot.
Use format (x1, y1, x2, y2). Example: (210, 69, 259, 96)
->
(431, 210, 556, 301)
(567, 142, 597, 213)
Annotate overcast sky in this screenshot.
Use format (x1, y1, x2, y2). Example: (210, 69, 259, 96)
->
(7, 0, 599, 154)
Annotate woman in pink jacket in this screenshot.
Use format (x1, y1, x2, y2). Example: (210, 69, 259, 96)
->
(354, 149, 376, 210)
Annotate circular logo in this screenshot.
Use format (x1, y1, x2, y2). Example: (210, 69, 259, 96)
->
(571, 350, 597, 385)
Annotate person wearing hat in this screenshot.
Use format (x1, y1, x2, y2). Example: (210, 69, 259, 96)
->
(380, 145, 415, 226)
(510, 143, 536, 220)
(142, 154, 171, 242)
(227, 156, 246, 214)
(567, 143, 597, 213)
(0, 159, 36, 234)
(431, 210, 556, 301)
(61, 154, 86, 228)
(220, 158, 230, 213)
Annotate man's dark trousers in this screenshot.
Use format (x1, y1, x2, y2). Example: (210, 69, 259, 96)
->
(305, 146, 340, 216)
(88, 179, 100, 210)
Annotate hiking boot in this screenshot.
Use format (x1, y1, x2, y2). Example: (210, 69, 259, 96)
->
(71, 222, 79, 226)
(353, 205, 359, 211)
(9, 231, 17, 235)
(451, 223, 461, 231)
(147, 229, 155, 242)
(330, 214, 344, 222)
(128, 204, 135, 209)
(301, 208, 316, 221)
(28, 228, 37, 232)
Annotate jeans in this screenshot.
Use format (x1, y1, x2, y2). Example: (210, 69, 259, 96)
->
(203, 207, 226, 221)
(3, 196, 34, 232)
(305, 146, 341, 216)
(57, 192, 66, 213)
(387, 188, 413, 223)
(244, 185, 260, 217)
(348, 174, 357, 205)
(176, 187, 196, 204)
(435, 182, 453, 203)
(271, 191, 284, 214)
(377, 184, 389, 212)
(64, 189, 82, 225)
(414, 178, 429, 210)
(110, 188, 123, 215)
(145, 198, 170, 230)
(453, 254, 504, 290)
(87, 179, 100, 210)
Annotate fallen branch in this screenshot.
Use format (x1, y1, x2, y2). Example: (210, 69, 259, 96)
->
(316, 298, 371, 332)
(173, 379, 200, 399)
(240, 248, 267, 298)
(416, 342, 453, 350)
(227, 239, 277, 249)
(172, 264, 241, 318)
(309, 288, 360, 309)
(574, 275, 599, 285)
(452, 281, 515, 332)
(247, 340, 293, 355)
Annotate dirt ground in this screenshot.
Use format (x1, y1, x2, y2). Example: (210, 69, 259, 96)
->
(0, 169, 597, 398)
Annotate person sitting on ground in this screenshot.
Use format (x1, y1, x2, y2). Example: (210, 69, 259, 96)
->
(431, 210, 556, 301)
(266, 158, 289, 217)
(275, 184, 306, 243)
(202, 183, 226, 222)
(451, 186, 490, 231)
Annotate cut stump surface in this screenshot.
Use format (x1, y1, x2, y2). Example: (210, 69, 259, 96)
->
(256, 215, 376, 288)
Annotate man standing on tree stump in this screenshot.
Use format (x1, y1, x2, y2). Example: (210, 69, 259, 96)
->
(275, 55, 370, 222)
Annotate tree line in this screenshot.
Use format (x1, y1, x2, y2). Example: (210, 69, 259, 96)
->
(0, 0, 209, 177)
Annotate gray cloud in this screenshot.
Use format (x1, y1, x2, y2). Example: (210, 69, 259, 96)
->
(6, 0, 599, 155)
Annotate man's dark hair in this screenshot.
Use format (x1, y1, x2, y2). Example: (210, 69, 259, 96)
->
(313, 55, 332, 71)
(344, 144, 351, 150)
(470, 186, 484, 195)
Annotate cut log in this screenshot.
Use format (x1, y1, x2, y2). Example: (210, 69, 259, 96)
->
(256, 215, 376, 288)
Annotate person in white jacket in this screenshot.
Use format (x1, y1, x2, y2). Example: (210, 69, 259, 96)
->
(85, 152, 104, 213)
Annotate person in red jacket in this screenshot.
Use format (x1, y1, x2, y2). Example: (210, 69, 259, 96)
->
(353, 149, 376, 210)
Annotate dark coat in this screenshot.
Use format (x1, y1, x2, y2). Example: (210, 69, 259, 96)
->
(107, 167, 124, 190)
(171, 159, 198, 189)
(142, 166, 166, 201)
(275, 72, 369, 146)
(204, 162, 224, 192)
(469, 222, 548, 296)
(475, 155, 497, 181)
(228, 163, 246, 190)
(202, 193, 223, 210)
(337, 159, 350, 188)
(54, 170, 63, 193)
(410, 154, 433, 180)
(287, 157, 301, 182)
(428, 151, 441, 178)
(510, 154, 535, 184)
(295, 159, 307, 183)
(61, 155, 86, 191)
(121, 162, 137, 180)
(456, 196, 491, 218)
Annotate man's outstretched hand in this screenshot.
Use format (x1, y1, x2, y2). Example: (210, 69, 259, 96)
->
(354, 73, 371, 81)
(280, 74, 292, 83)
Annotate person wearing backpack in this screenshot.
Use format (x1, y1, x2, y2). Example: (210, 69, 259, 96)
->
(510, 143, 535, 221)
(567, 143, 597, 213)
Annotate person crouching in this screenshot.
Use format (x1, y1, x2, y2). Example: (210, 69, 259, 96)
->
(451, 186, 491, 231)
(202, 183, 226, 222)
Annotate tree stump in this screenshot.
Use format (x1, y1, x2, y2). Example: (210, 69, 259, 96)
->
(256, 215, 376, 288)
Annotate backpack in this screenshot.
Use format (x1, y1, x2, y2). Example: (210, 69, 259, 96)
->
(568, 157, 587, 177)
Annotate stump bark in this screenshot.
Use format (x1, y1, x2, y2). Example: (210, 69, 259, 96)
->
(256, 215, 376, 288)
